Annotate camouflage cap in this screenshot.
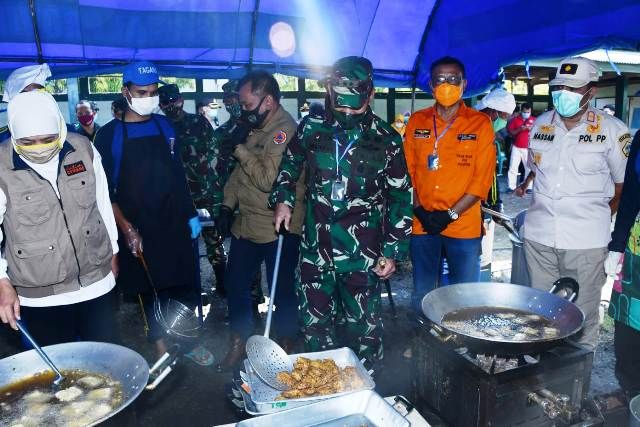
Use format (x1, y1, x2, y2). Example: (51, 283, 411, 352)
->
(330, 56, 373, 84)
(327, 56, 373, 109)
(222, 80, 238, 93)
(158, 83, 181, 104)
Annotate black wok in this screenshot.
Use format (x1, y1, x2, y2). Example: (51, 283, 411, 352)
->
(420, 278, 585, 355)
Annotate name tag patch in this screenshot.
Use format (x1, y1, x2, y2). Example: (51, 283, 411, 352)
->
(64, 161, 86, 176)
(413, 129, 431, 139)
(457, 133, 476, 141)
(533, 132, 555, 142)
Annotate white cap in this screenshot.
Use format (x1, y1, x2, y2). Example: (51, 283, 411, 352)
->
(475, 88, 516, 115)
(8, 91, 66, 142)
(549, 57, 600, 88)
(2, 64, 52, 102)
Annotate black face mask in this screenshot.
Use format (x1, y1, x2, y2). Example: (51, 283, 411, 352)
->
(162, 102, 183, 120)
(241, 96, 270, 128)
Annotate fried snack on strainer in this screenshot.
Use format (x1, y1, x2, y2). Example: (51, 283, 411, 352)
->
(275, 357, 363, 400)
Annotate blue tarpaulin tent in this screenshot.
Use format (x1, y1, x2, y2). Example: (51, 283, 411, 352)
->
(1, 0, 640, 94)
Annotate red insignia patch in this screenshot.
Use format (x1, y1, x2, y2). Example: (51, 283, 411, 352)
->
(64, 161, 86, 176)
(273, 130, 287, 145)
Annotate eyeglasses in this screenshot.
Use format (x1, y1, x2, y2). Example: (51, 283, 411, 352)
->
(431, 74, 463, 86)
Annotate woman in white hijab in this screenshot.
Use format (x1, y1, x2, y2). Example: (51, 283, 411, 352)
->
(0, 91, 120, 349)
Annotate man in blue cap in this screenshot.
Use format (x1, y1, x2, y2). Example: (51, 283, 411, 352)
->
(94, 61, 202, 357)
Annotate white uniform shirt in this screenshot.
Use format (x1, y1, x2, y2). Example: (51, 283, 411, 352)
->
(524, 106, 631, 250)
(0, 145, 119, 307)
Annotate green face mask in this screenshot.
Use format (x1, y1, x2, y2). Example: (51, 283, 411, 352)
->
(493, 117, 507, 132)
(332, 109, 367, 130)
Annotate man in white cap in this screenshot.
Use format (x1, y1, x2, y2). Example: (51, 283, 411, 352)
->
(0, 91, 119, 346)
(517, 57, 631, 351)
(2, 63, 51, 102)
(1, 64, 52, 141)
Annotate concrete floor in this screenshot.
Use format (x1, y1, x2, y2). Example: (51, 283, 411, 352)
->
(0, 177, 630, 425)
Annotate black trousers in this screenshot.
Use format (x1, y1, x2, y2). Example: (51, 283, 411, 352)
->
(19, 290, 119, 348)
(614, 320, 640, 395)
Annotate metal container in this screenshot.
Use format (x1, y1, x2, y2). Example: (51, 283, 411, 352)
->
(240, 347, 375, 415)
(236, 390, 410, 427)
(631, 394, 640, 427)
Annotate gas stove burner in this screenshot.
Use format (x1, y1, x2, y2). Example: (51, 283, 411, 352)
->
(453, 347, 541, 373)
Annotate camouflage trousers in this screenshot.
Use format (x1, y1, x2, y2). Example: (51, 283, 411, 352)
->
(202, 226, 226, 266)
(297, 266, 383, 363)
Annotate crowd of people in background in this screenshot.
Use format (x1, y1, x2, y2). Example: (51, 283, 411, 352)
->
(0, 54, 638, 398)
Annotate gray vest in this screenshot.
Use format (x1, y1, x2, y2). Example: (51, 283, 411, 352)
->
(0, 134, 112, 298)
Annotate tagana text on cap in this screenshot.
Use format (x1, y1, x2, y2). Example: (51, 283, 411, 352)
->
(122, 61, 161, 86)
(549, 57, 601, 88)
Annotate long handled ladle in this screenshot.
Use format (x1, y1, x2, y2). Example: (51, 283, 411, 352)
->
(16, 320, 65, 388)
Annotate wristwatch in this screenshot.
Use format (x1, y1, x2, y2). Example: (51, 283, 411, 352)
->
(447, 208, 459, 221)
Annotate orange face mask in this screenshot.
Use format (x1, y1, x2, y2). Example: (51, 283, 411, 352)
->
(433, 83, 463, 107)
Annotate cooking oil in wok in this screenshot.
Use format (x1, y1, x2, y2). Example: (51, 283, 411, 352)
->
(442, 307, 560, 341)
(0, 369, 122, 427)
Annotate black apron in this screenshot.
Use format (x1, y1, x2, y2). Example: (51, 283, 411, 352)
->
(116, 119, 196, 294)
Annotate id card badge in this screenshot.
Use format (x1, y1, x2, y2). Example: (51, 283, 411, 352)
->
(331, 178, 347, 201)
(427, 153, 439, 170)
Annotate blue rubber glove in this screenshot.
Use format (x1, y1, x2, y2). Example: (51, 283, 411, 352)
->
(188, 216, 202, 239)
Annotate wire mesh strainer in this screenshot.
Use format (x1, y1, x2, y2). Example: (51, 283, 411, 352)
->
(246, 234, 293, 390)
(139, 252, 202, 339)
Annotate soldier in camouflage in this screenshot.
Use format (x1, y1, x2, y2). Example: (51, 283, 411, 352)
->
(158, 84, 224, 292)
(271, 56, 413, 364)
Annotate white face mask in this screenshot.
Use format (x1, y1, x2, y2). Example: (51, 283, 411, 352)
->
(127, 94, 159, 116)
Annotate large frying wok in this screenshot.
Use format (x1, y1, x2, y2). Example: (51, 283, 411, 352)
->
(0, 341, 177, 426)
(421, 278, 585, 355)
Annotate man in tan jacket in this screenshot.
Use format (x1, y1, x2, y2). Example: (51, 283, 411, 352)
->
(216, 70, 305, 371)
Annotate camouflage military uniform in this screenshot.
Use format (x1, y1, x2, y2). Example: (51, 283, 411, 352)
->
(171, 112, 226, 270)
(270, 111, 413, 362)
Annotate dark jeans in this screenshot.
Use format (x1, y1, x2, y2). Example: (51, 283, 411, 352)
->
(614, 320, 640, 395)
(19, 290, 119, 348)
(410, 234, 481, 313)
(225, 234, 300, 339)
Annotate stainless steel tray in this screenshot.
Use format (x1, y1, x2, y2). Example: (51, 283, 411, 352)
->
(236, 390, 411, 427)
(241, 347, 375, 414)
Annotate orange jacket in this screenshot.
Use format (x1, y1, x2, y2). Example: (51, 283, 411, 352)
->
(404, 102, 495, 238)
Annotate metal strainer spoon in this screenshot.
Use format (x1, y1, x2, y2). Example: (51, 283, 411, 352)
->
(245, 233, 293, 390)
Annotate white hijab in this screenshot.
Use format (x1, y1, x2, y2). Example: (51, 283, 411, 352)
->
(7, 91, 66, 149)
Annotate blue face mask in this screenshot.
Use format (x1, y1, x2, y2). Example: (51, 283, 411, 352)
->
(552, 89, 586, 117)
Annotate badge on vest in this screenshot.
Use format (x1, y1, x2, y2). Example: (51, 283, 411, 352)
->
(413, 129, 431, 139)
(273, 130, 287, 144)
(64, 161, 87, 176)
(457, 133, 477, 141)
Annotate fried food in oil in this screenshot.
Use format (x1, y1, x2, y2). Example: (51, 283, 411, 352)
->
(275, 357, 364, 400)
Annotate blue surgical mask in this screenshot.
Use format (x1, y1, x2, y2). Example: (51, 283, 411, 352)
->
(521, 112, 531, 120)
(552, 90, 586, 117)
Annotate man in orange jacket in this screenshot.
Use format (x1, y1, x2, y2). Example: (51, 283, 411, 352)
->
(404, 56, 496, 313)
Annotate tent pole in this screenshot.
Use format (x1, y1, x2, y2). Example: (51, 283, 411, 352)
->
(247, 0, 261, 72)
(410, 86, 416, 113)
(28, 0, 44, 64)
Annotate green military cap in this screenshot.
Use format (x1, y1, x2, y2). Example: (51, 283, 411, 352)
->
(326, 56, 373, 109)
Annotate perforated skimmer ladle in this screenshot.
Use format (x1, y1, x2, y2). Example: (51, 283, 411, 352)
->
(245, 233, 293, 390)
